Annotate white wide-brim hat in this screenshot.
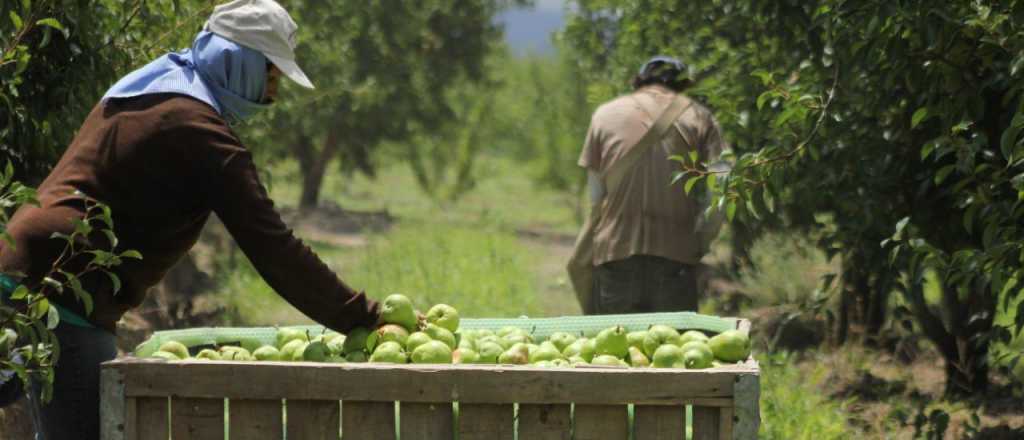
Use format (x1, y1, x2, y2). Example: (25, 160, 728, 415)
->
(205, 0, 315, 89)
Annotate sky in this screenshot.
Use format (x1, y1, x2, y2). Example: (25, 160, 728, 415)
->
(496, 0, 567, 55)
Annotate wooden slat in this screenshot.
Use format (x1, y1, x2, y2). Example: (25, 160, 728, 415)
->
(399, 402, 453, 439)
(573, 405, 628, 440)
(517, 404, 570, 440)
(287, 399, 339, 440)
(341, 401, 394, 440)
(457, 403, 514, 440)
(692, 406, 720, 440)
(229, 399, 283, 439)
(733, 373, 760, 440)
(634, 405, 684, 440)
(718, 407, 734, 440)
(171, 397, 224, 439)
(100, 367, 126, 440)
(113, 360, 742, 404)
(136, 397, 170, 440)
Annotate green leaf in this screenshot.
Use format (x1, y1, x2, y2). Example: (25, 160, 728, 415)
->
(726, 199, 737, 222)
(912, 107, 929, 128)
(120, 250, 142, 260)
(102, 229, 117, 249)
(684, 175, 703, 195)
(31, 298, 49, 320)
(9, 285, 28, 300)
(46, 305, 59, 329)
(935, 165, 956, 185)
(9, 11, 23, 30)
(894, 216, 910, 240)
(35, 18, 64, 32)
(41, 277, 62, 293)
(688, 150, 698, 165)
(107, 272, 121, 295)
(756, 91, 773, 110)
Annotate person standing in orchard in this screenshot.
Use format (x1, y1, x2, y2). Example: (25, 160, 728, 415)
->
(0, 1, 380, 438)
(568, 56, 728, 315)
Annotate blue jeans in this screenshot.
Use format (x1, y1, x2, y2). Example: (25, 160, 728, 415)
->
(32, 324, 117, 440)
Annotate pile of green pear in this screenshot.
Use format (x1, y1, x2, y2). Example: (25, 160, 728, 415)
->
(147, 293, 751, 369)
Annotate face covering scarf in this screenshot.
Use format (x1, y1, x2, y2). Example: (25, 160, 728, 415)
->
(103, 30, 269, 125)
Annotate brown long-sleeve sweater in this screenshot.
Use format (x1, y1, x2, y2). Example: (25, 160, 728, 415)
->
(0, 93, 380, 333)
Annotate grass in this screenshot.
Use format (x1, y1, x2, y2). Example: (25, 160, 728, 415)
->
(759, 352, 854, 439)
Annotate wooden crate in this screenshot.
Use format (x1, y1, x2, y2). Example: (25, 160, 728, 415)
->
(102, 319, 759, 440)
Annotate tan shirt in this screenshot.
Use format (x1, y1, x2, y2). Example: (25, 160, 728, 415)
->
(578, 85, 725, 266)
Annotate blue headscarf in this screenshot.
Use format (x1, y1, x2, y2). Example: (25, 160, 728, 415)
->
(103, 30, 269, 125)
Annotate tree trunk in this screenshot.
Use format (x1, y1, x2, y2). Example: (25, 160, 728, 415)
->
(298, 129, 341, 211)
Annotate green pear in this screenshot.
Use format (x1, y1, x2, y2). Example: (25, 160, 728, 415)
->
(322, 331, 344, 344)
(501, 332, 532, 349)
(425, 304, 460, 333)
(380, 293, 418, 331)
(476, 335, 501, 347)
(498, 344, 529, 364)
(643, 325, 681, 358)
(567, 355, 588, 366)
(252, 345, 282, 361)
(476, 341, 504, 364)
(708, 330, 751, 362)
(275, 328, 309, 349)
(547, 332, 577, 352)
(326, 355, 347, 363)
(406, 332, 433, 353)
(158, 341, 189, 359)
(374, 324, 410, 348)
(343, 327, 372, 354)
(684, 348, 713, 369)
(628, 346, 650, 367)
(220, 346, 253, 361)
(550, 358, 570, 368)
(326, 336, 346, 355)
(529, 344, 563, 363)
(279, 339, 307, 360)
(424, 323, 457, 350)
(195, 349, 221, 361)
(533, 360, 553, 368)
(580, 338, 597, 362)
(678, 330, 709, 347)
(370, 341, 407, 364)
(150, 351, 180, 361)
(595, 326, 628, 359)
(591, 355, 626, 367)
(346, 351, 368, 363)
(474, 329, 495, 339)
(289, 342, 311, 361)
(627, 331, 647, 351)
(497, 326, 524, 338)
(680, 341, 714, 362)
(411, 340, 453, 364)
(302, 341, 330, 362)
(652, 344, 685, 368)
(453, 348, 480, 364)
(457, 336, 476, 351)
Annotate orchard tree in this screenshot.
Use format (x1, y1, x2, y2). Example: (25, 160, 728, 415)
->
(563, 0, 1024, 395)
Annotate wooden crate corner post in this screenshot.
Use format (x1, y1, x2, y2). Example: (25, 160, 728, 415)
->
(101, 365, 127, 440)
(732, 371, 760, 439)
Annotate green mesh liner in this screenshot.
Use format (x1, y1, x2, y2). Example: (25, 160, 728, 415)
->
(134, 312, 740, 358)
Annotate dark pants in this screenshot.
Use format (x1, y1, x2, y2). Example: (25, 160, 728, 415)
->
(31, 324, 117, 440)
(592, 255, 699, 314)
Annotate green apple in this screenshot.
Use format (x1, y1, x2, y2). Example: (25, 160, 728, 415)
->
(275, 328, 309, 349)
(424, 323, 457, 350)
(476, 341, 504, 363)
(453, 348, 480, 364)
(380, 293, 418, 331)
(628, 346, 650, 367)
(643, 325, 681, 358)
(343, 327, 372, 354)
(708, 330, 751, 362)
(498, 344, 529, 364)
(150, 351, 180, 361)
(411, 340, 453, 364)
(591, 355, 626, 367)
(529, 344, 563, 363)
(547, 332, 577, 352)
(279, 339, 307, 360)
(425, 304, 460, 333)
(252, 345, 282, 361)
(595, 326, 628, 359)
(370, 341, 407, 364)
(302, 341, 330, 362)
(406, 332, 433, 353)
(678, 330, 709, 347)
(652, 344, 685, 368)
(158, 341, 189, 359)
(195, 349, 221, 361)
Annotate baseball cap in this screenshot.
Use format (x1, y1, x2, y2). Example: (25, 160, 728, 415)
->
(205, 0, 315, 89)
(638, 55, 687, 79)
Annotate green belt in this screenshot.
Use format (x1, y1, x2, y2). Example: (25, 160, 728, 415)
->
(0, 274, 94, 328)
